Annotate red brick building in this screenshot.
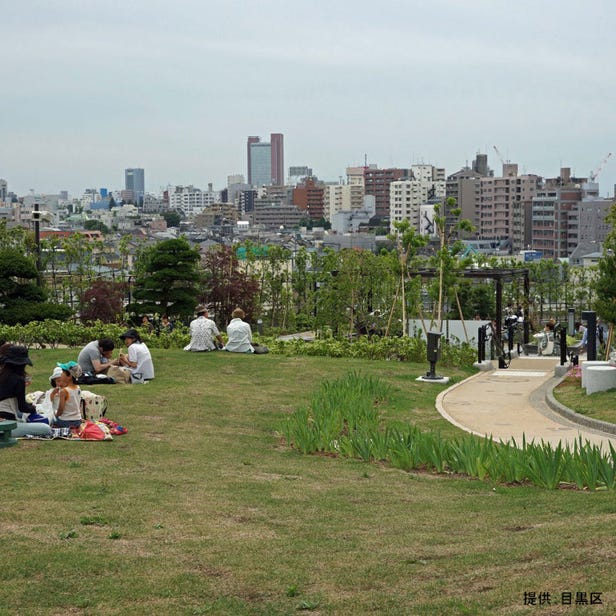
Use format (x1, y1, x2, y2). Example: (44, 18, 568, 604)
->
(292, 177, 325, 220)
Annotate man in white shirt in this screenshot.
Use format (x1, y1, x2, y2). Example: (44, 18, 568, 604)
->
(184, 305, 224, 352)
(224, 308, 254, 353)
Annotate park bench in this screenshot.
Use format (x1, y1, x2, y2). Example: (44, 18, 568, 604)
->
(0, 419, 17, 448)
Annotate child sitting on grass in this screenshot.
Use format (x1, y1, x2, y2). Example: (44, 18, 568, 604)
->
(51, 361, 83, 428)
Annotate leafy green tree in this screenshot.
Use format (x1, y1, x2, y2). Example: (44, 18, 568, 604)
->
(0, 247, 72, 324)
(130, 238, 202, 320)
(314, 248, 395, 337)
(162, 211, 181, 228)
(429, 197, 474, 330)
(593, 204, 616, 328)
(390, 219, 427, 335)
(84, 219, 110, 234)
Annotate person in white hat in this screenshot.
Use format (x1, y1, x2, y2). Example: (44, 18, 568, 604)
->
(184, 305, 224, 352)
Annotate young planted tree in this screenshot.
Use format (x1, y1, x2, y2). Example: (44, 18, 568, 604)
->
(593, 204, 616, 349)
(429, 197, 475, 331)
(130, 238, 202, 321)
(390, 219, 427, 336)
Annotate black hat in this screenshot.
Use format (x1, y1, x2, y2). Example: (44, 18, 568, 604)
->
(120, 329, 140, 341)
(1, 345, 33, 366)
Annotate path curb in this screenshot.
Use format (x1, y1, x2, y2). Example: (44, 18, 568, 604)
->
(545, 373, 616, 437)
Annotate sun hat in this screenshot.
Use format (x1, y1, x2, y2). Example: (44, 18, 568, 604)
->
(1, 345, 33, 366)
(49, 366, 63, 384)
(119, 328, 140, 340)
(195, 304, 208, 315)
(57, 361, 83, 379)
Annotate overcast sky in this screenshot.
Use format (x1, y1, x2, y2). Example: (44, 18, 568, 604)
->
(3, 0, 615, 198)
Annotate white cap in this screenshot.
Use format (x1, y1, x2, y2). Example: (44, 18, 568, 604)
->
(49, 366, 63, 384)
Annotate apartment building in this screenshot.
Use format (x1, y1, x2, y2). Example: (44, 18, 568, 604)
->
(446, 153, 491, 231)
(361, 166, 407, 220)
(479, 163, 541, 252)
(168, 185, 221, 217)
(292, 177, 325, 220)
(389, 165, 445, 232)
(324, 183, 365, 221)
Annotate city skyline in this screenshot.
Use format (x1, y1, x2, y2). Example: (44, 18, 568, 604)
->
(2, 1, 616, 198)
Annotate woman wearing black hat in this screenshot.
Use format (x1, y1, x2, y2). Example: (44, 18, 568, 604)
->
(0, 346, 52, 437)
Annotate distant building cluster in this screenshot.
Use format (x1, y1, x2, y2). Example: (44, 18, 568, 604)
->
(1, 133, 615, 264)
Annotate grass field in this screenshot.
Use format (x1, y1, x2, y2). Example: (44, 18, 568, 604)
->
(1, 349, 614, 615)
(553, 375, 616, 425)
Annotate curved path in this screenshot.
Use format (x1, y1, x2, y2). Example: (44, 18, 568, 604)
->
(436, 356, 616, 450)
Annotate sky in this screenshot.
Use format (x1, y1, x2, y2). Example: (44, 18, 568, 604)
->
(2, 0, 616, 199)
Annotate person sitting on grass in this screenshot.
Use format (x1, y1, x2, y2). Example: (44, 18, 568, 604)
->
(184, 305, 224, 352)
(224, 308, 269, 354)
(51, 361, 83, 428)
(0, 345, 52, 438)
(77, 337, 121, 375)
(224, 307, 255, 353)
(118, 329, 155, 383)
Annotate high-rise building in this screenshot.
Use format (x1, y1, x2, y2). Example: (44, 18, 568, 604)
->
(0, 179, 7, 202)
(247, 134, 284, 187)
(270, 133, 284, 186)
(125, 168, 145, 205)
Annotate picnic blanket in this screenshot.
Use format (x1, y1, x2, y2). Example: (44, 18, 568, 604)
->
(19, 418, 127, 441)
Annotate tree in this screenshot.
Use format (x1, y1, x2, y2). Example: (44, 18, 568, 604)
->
(0, 247, 72, 324)
(162, 211, 181, 228)
(84, 219, 110, 234)
(429, 197, 474, 331)
(130, 238, 202, 320)
(390, 219, 427, 336)
(593, 204, 616, 328)
(201, 245, 260, 323)
(79, 279, 126, 324)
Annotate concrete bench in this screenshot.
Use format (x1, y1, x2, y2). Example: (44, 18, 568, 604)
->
(581, 360, 611, 388)
(585, 365, 616, 395)
(0, 419, 17, 448)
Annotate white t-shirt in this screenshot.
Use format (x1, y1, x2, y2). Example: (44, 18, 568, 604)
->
(128, 341, 155, 381)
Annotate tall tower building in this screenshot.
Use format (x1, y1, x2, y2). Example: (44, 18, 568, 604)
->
(247, 133, 284, 187)
(125, 168, 145, 205)
(270, 133, 284, 186)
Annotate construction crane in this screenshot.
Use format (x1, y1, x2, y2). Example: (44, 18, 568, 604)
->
(589, 152, 612, 182)
(493, 145, 516, 176)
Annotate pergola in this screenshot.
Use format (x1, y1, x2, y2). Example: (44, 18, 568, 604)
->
(410, 267, 531, 346)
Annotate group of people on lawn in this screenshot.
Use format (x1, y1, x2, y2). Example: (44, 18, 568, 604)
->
(0, 305, 263, 438)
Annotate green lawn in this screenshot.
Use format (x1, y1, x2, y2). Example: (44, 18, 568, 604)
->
(553, 375, 616, 425)
(1, 349, 613, 615)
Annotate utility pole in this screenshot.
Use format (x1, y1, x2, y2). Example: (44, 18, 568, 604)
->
(33, 203, 42, 285)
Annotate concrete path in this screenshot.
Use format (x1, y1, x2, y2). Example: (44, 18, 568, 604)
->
(436, 356, 616, 451)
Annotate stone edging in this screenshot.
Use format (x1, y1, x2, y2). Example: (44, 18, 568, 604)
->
(545, 373, 616, 437)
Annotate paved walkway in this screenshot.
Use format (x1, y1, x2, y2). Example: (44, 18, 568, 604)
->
(436, 356, 616, 451)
